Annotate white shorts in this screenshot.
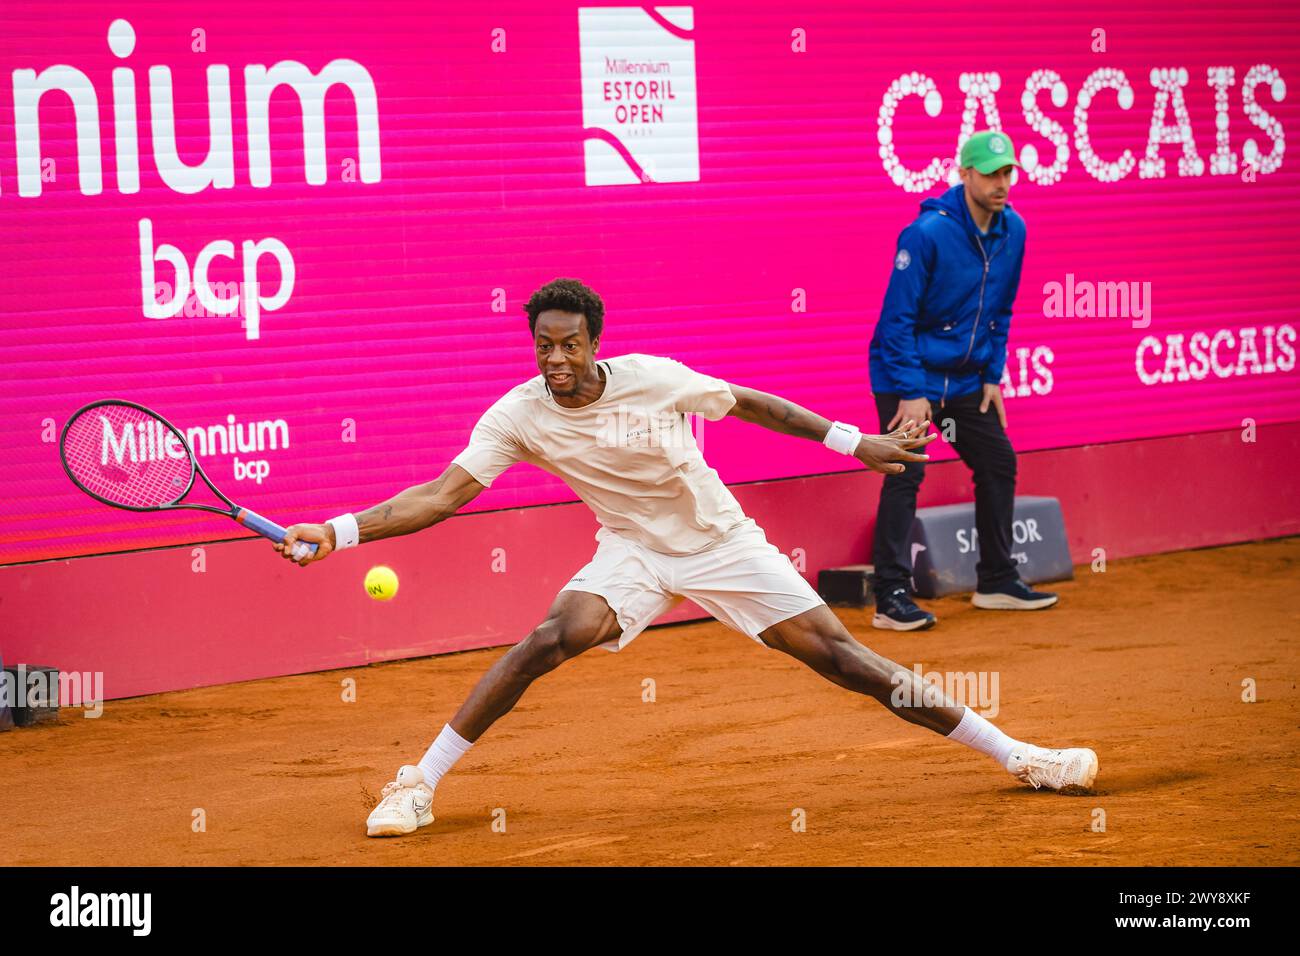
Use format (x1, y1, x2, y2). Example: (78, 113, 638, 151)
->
(560, 518, 826, 652)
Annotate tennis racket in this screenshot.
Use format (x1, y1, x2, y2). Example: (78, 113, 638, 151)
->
(59, 399, 316, 559)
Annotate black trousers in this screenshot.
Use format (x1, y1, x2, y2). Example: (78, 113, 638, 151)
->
(871, 390, 1019, 596)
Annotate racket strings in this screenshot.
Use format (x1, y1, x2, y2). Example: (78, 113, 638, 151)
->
(63, 403, 193, 508)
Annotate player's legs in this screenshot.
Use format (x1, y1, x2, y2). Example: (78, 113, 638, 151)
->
(369, 531, 681, 836)
(366, 589, 622, 836)
(758, 603, 963, 734)
(448, 588, 622, 741)
(758, 605, 1097, 790)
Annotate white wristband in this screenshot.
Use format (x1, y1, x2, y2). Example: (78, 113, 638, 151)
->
(326, 513, 360, 551)
(823, 421, 862, 456)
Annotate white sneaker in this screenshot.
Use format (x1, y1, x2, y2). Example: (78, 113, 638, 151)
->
(366, 765, 436, 837)
(1005, 744, 1099, 792)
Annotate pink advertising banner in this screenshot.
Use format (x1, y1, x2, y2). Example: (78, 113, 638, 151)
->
(2, 0, 1298, 565)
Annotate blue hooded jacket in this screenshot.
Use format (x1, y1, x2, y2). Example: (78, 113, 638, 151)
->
(868, 184, 1026, 404)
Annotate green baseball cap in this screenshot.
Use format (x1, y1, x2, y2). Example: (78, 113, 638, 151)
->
(960, 130, 1021, 173)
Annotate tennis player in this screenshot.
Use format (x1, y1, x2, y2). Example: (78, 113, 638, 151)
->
(276, 278, 1099, 837)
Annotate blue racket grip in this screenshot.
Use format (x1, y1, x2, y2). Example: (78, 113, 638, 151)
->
(237, 508, 320, 559)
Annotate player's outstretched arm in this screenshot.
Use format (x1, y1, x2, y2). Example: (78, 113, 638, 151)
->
(274, 464, 486, 566)
(725, 384, 934, 475)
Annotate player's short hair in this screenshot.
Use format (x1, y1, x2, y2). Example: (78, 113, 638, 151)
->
(525, 278, 605, 342)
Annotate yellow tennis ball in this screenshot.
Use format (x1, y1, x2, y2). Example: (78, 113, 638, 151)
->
(364, 565, 399, 602)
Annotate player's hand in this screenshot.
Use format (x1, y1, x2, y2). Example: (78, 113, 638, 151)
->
(979, 383, 1007, 428)
(855, 419, 935, 475)
(274, 523, 335, 567)
(887, 397, 932, 431)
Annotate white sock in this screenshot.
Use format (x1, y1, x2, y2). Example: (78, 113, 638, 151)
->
(946, 707, 1023, 768)
(416, 723, 474, 791)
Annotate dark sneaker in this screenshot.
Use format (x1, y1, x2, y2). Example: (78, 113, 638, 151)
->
(971, 579, 1059, 610)
(872, 588, 937, 631)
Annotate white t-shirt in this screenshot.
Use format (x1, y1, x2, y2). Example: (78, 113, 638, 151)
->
(452, 353, 748, 555)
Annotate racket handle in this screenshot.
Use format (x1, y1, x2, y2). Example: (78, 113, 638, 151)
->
(237, 508, 320, 558)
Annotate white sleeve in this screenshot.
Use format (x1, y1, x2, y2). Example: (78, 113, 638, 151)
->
(450, 404, 522, 487)
(642, 355, 737, 421)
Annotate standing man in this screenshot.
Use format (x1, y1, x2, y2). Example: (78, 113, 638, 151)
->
(868, 131, 1058, 631)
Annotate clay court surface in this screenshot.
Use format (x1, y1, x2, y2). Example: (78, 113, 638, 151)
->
(3, 538, 1297, 867)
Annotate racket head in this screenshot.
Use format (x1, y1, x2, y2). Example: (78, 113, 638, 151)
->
(60, 400, 198, 511)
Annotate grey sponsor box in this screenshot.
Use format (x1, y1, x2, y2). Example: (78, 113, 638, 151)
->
(908, 496, 1073, 598)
